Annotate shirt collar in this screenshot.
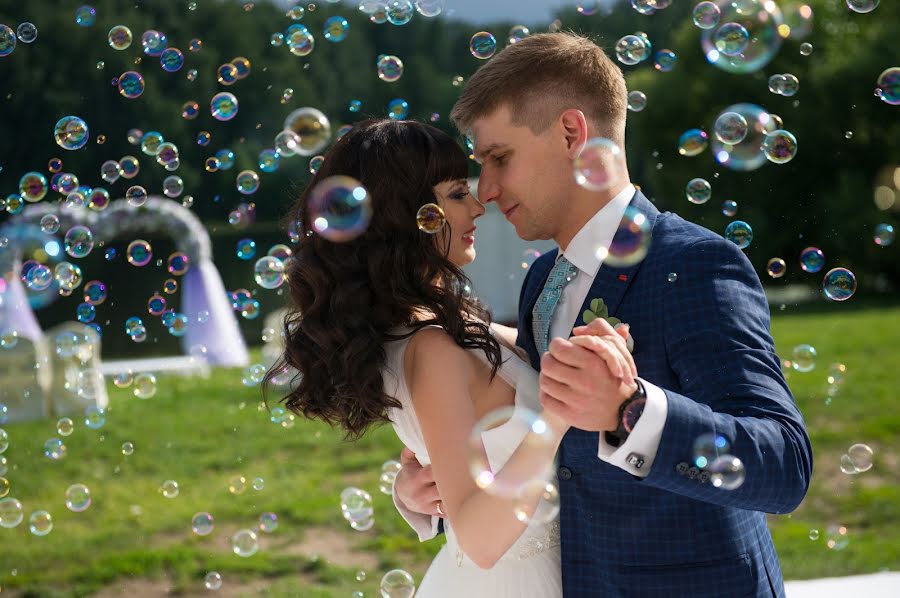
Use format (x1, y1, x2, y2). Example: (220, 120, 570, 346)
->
(557, 184, 636, 276)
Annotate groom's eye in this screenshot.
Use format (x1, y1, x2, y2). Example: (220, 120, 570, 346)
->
(493, 154, 508, 166)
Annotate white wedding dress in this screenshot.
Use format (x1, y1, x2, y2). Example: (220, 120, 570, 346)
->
(383, 326, 562, 597)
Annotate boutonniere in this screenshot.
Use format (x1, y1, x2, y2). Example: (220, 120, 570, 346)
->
(583, 297, 634, 353)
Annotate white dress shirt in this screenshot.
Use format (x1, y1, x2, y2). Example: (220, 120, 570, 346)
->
(549, 184, 668, 478)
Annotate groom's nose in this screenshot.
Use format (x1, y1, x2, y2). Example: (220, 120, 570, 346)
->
(477, 175, 500, 204)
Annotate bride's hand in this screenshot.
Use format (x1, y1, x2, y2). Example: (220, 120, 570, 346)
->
(568, 325, 637, 388)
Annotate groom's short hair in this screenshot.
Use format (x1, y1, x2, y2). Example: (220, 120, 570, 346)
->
(451, 32, 627, 145)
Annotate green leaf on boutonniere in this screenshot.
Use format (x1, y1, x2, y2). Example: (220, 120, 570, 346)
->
(582, 297, 620, 328)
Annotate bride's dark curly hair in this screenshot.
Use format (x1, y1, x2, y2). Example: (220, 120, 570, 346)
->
(266, 119, 502, 440)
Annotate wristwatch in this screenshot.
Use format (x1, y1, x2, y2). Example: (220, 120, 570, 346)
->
(605, 379, 647, 447)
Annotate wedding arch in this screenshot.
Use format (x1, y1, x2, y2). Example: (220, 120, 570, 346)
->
(0, 196, 249, 369)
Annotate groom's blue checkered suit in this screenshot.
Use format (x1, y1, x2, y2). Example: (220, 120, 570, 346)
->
(516, 190, 812, 597)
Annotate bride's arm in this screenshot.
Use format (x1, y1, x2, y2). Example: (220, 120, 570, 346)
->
(407, 328, 567, 570)
(489, 322, 528, 361)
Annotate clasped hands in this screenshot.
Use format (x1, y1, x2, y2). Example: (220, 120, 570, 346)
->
(539, 318, 638, 433)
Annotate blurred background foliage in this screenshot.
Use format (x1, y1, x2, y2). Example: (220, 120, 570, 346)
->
(0, 0, 897, 356)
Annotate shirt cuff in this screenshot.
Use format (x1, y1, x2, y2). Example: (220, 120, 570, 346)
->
(597, 378, 668, 477)
(391, 478, 441, 542)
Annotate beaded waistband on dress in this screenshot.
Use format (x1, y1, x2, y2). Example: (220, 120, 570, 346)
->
(453, 520, 561, 567)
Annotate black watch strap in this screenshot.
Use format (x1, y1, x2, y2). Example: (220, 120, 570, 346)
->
(606, 379, 647, 447)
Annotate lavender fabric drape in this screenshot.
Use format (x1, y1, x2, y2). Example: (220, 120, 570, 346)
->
(181, 260, 249, 366)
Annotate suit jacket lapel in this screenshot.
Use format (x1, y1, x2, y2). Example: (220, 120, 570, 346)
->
(573, 190, 660, 327)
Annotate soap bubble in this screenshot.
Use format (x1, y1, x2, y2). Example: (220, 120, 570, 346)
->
(19, 171, 48, 201)
(708, 455, 746, 490)
(310, 176, 372, 242)
(387, 98, 409, 119)
(822, 268, 856, 301)
(340, 487, 374, 528)
(721, 200, 738, 217)
(323, 16, 349, 42)
(231, 529, 259, 557)
(470, 32, 497, 59)
(766, 257, 786, 278)
(377, 55, 404, 82)
(0, 24, 16, 57)
(714, 111, 748, 144)
(468, 406, 556, 497)
(701, 0, 783, 74)
(254, 257, 286, 289)
(653, 49, 677, 72)
(380, 569, 416, 598)
(236, 170, 260, 195)
(55, 116, 90, 150)
(627, 90, 647, 112)
(159, 47, 184, 72)
(600, 206, 652, 267)
(692, 1, 721, 28)
(574, 138, 624, 192)
(29, 510, 53, 536)
(127, 240, 153, 266)
(64, 226, 94, 258)
(685, 178, 711, 204)
(791, 344, 817, 372)
(386, 0, 415, 25)
(825, 524, 849, 550)
(711, 104, 779, 171)
(210, 92, 239, 121)
(17, 22, 38, 43)
(615, 34, 649, 66)
(874, 223, 894, 246)
(513, 480, 560, 524)
(692, 433, 730, 468)
(141, 30, 167, 56)
(724, 221, 753, 249)
(415, 0, 444, 17)
(160, 480, 179, 498)
(283, 107, 331, 156)
(847, 443, 873, 472)
(133, 372, 157, 399)
(416, 203, 446, 234)
(846, 0, 879, 14)
(65, 483, 91, 512)
(44, 438, 67, 460)
(192, 512, 214, 535)
(204, 572, 223, 590)
(117, 71, 145, 99)
(259, 511, 278, 533)
(875, 67, 899, 105)
(0, 497, 24, 528)
(677, 129, 709, 157)
(508, 24, 530, 44)
(713, 22, 750, 56)
(108, 25, 132, 50)
(799, 247, 825, 273)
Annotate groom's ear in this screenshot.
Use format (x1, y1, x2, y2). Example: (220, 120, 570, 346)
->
(559, 109, 589, 159)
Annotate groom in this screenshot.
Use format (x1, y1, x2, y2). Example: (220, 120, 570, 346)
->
(394, 32, 812, 597)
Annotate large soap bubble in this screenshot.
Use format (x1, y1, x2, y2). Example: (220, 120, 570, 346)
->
(701, 0, 783, 74)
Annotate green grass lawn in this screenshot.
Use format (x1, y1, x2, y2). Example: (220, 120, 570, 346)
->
(0, 304, 898, 596)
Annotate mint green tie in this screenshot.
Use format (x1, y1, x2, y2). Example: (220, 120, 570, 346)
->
(532, 256, 579, 355)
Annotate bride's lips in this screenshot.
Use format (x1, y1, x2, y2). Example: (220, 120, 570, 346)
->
(462, 226, 476, 245)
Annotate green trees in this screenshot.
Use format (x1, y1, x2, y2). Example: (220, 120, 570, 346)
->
(1, 0, 897, 289)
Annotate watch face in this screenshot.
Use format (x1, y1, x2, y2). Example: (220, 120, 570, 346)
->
(622, 398, 647, 433)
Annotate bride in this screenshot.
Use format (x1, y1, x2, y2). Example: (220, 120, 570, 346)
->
(269, 119, 631, 596)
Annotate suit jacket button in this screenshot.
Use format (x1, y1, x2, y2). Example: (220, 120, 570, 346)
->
(699, 470, 711, 484)
(687, 466, 700, 479)
(676, 462, 689, 475)
(558, 466, 573, 481)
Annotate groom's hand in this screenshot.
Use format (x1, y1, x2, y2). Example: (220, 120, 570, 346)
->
(539, 321, 638, 432)
(394, 446, 444, 517)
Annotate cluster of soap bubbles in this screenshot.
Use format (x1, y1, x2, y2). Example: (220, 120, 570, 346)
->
(711, 104, 797, 171)
(768, 73, 800, 97)
(839, 443, 874, 475)
(614, 33, 651, 66)
(692, 433, 746, 490)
